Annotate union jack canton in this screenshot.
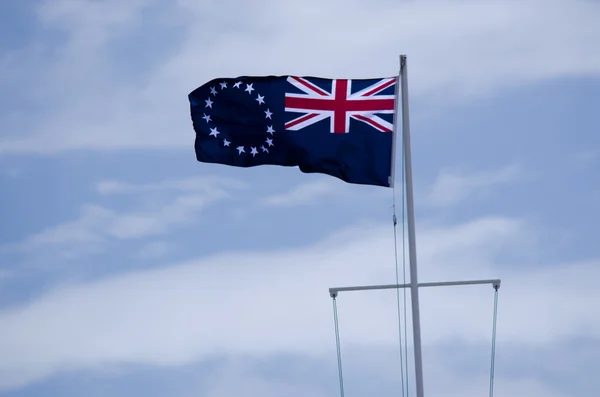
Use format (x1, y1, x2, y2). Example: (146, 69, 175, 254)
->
(284, 76, 396, 134)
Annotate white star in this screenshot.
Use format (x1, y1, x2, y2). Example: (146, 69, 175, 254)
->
(256, 94, 265, 105)
(266, 125, 275, 134)
(233, 81, 242, 88)
(220, 82, 227, 89)
(209, 127, 220, 137)
(265, 137, 274, 147)
(202, 114, 211, 122)
(264, 108, 272, 119)
(205, 98, 213, 108)
(210, 87, 217, 95)
(261, 145, 268, 153)
(250, 147, 258, 157)
(245, 83, 254, 93)
(237, 146, 245, 154)
(223, 139, 231, 147)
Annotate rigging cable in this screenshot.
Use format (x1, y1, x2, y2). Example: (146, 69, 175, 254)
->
(391, 92, 410, 397)
(401, 116, 410, 397)
(392, 149, 409, 397)
(489, 283, 500, 397)
(392, 197, 407, 397)
(332, 295, 345, 397)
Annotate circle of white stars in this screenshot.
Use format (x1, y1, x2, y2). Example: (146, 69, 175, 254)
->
(201, 81, 275, 158)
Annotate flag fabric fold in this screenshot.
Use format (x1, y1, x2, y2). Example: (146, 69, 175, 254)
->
(189, 75, 396, 187)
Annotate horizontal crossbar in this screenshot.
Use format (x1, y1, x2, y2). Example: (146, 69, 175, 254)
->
(329, 279, 501, 297)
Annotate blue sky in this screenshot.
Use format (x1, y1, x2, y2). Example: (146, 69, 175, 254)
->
(1, 0, 599, 396)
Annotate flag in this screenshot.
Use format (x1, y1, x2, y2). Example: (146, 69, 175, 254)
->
(188, 75, 397, 187)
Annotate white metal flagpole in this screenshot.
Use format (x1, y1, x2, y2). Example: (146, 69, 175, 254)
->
(389, 69, 401, 188)
(328, 55, 502, 397)
(400, 54, 425, 397)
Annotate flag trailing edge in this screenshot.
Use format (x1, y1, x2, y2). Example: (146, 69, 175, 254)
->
(189, 75, 398, 188)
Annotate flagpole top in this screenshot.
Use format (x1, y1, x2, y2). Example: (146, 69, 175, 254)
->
(400, 55, 407, 73)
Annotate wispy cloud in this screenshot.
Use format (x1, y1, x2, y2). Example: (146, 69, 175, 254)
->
(0, 269, 12, 282)
(1, 0, 599, 154)
(26, 197, 209, 243)
(425, 164, 524, 207)
(3, 176, 243, 259)
(4, 168, 20, 179)
(574, 149, 598, 166)
(0, 215, 597, 391)
(182, 349, 574, 397)
(134, 240, 172, 260)
(96, 176, 244, 196)
(260, 180, 340, 207)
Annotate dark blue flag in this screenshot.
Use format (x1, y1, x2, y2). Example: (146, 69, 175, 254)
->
(189, 75, 397, 187)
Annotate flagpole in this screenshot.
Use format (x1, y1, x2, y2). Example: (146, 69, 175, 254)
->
(400, 54, 425, 397)
(389, 72, 401, 188)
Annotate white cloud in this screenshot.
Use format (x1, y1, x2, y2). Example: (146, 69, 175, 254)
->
(0, 215, 597, 391)
(199, 360, 329, 397)
(3, 176, 242, 259)
(4, 168, 20, 179)
(0, 270, 12, 282)
(21, 205, 111, 253)
(37, 0, 147, 29)
(134, 241, 172, 260)
(574, 149, 598, 166)
(420, 362, 571, 397)
(173, 350, 573, 397)
(26, 197, 204, 243)
(425, 164, 524, 207)
(260, 180, 339, 207)
(1, 0, 599, 153)
(96, 176, 245, 195)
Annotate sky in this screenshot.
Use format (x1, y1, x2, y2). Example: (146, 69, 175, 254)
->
(0, 0, 599, 396)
